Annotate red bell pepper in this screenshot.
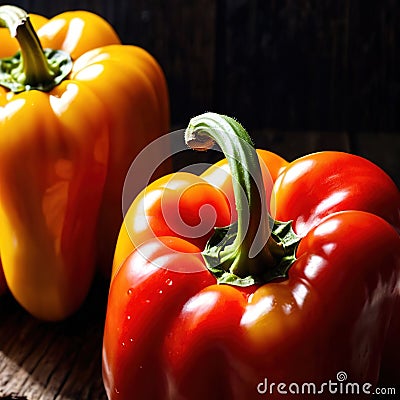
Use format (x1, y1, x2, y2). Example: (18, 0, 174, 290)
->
(103, 113, 400, 399)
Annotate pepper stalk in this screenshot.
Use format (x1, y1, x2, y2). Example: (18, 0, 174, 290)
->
(0, 4, 72, 92)
(185, 112, 299, 286)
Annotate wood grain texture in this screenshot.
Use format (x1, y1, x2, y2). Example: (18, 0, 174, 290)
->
(0, 280, 108, 400)
(6, 1, 399, 182)
(216, 0, 400, 133)
(8, 0, 399, 132)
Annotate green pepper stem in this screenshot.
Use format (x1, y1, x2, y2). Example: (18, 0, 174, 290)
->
(185, 112, 282, 278)
(0, 5, 72, 92)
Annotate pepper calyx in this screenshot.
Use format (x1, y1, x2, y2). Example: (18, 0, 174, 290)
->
(202, 219, 300, 287)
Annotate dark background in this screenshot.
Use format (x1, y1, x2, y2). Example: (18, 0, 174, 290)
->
(0, 2, 399, 398)
(6, 0, 400, 184)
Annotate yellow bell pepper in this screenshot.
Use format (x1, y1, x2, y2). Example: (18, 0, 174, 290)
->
(0, 5, 170, 320)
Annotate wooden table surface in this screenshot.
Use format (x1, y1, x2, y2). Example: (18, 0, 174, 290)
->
(0, 278, 108, 400)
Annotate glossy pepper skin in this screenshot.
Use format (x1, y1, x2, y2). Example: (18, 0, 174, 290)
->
(103, 113, 400, 399)
(0, 6, 169, 319)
